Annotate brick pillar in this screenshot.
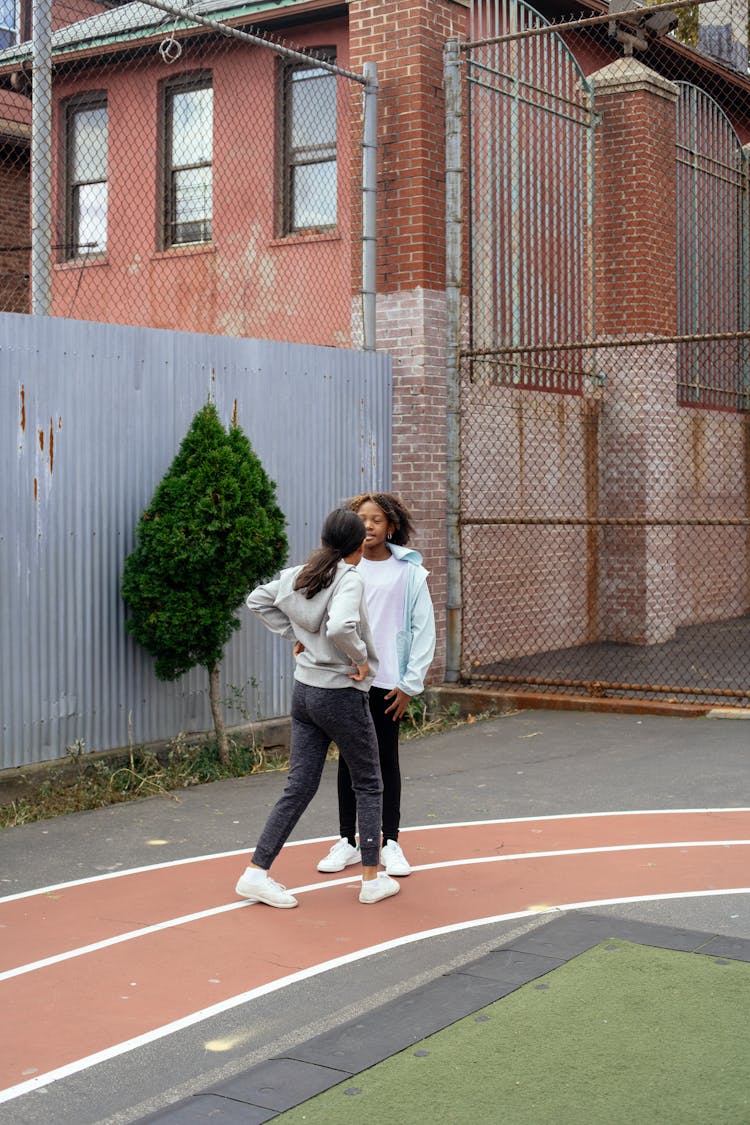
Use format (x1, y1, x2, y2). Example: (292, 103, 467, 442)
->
(591, 59, 681, 645)
(349, 0, 469, 681)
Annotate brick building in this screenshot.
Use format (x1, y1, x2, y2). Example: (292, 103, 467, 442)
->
(1, 0, 749, 693)
(0, 89, 30, 311)
(0, 0, 110, 310)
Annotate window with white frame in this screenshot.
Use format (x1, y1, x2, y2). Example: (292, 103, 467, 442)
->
(63, 93, 108, 260)
(0, 0, 18, 51)
(280, 51, 337, 234)
(162, 72, 213, 248)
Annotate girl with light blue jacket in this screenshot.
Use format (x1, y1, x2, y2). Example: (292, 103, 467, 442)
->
(317, 493, 436, 879)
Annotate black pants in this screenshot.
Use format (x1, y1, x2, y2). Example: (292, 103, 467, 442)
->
(252, 682, 383, 869)
(338, 686, 401, 844)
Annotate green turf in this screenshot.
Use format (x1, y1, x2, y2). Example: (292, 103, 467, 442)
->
(276, 940, 750, 1124)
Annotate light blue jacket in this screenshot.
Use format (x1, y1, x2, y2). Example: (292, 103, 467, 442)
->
(386, 542, 436, 698)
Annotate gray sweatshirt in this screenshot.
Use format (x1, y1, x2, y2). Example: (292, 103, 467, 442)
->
(246, 561, 379, 691)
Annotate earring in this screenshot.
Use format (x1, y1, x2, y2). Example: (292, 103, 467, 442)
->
(387, 533, 392, 541)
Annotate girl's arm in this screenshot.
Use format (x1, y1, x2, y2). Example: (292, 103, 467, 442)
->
(325, 571, 369, 666)
(398, 580, 436, 697)
(246, 580, 296, 641)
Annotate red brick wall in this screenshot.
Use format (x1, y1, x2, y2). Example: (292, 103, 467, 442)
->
(348, 1, 470, 683)
(374, 289, 449, 683)
(47, 18, 354, 344)
(0, 142, 30, 313)
(460, 386, 595, 662)
(458, 57, 749, 665)
(349, 0, 468, 294)
(593, 62, 678, 338)
(51, 0, 104, 34)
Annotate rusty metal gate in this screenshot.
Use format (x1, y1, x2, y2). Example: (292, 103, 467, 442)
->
(446, 0, 750, 707)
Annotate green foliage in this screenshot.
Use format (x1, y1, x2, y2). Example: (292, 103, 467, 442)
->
(676, 4, 699, 47)
(0, 706, 501, 829)
(0, 735, 290, 829)
(121, 402, 288, 680)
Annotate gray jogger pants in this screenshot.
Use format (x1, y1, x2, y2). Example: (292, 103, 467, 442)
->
(252, 682, 383, 869)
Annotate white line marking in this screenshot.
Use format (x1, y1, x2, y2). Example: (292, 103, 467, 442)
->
(1, 884, 748, 1106)
(2, 808, 749, 904)
(2, 839, 750, 982)
(0, 835, 331, 904)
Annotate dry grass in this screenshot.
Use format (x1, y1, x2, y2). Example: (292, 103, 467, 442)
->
(0, 735, 288, 829)
(0, 700, 495, 830)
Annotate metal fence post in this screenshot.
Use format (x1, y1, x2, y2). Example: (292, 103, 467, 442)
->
(31, 0, 53, 316)
(362, 61, 378, 352)
(445, 38, 463, 682)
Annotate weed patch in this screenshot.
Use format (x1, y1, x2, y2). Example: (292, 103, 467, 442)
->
(0, 698, 497, 830)
(0, 734, 288, 829)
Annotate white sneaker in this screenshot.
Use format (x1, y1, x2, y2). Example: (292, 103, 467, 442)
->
(359, 873, 401, 904)
(381, 839, 412, 877)
(235, 869, 298, 908)
(317, 837, 361, 873)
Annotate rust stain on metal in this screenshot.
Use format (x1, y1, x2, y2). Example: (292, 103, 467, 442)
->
(33, 477, 38, 502)
(232, 399, 238, 426)
(20, 384, 25, 432)
(38, 428, 44, 451)
(691, 414, 704, 494)
(469, 672, 750, 701)
(583, 399, 600, 643)
(516, 401, 525, 507)
(49, 419, 54, 473)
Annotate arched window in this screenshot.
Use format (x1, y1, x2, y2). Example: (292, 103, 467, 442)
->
(467, 0, 595, 393)
(676, 83, 748, 411)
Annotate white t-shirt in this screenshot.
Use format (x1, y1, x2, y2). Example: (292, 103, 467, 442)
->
(357, 554, 408, 690)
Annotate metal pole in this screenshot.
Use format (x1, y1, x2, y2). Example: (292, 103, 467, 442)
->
(361, 61, 378, 352)
(444, 39, 463, 683)
(31, 0, 53, 316)
(143, 0, 367, 84)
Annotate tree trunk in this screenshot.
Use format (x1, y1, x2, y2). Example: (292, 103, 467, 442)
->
(208, 661, 229, 764)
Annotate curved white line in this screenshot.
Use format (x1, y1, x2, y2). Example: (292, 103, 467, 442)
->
(2, 838, 750, 982)
(1, 884, 749, 1106)
(2, 807, 749, 904)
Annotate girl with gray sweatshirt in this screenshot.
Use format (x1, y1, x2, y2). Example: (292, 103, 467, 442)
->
(235, 509, 401, 908)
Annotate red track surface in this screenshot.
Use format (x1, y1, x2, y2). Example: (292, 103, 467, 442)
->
(2, 809, 750, 1104)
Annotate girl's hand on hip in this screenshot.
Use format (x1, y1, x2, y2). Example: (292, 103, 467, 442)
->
(293, 641, 305, 658)
(349, 661, 370, 682)
(384, 687, 411, 721)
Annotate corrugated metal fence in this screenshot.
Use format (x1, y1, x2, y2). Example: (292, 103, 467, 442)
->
(0, 312, 391, 769)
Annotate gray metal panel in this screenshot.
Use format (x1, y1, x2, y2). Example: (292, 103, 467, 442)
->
(0, 312, 392, 768)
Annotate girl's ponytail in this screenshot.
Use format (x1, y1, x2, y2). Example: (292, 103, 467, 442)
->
(294, 545, 340, 599)
(294, 509, 366, 599)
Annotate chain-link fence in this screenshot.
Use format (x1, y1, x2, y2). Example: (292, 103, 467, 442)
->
(0, 2, 374, 347)
(450, 0, 750, 706)
(5, 0, 750, 709)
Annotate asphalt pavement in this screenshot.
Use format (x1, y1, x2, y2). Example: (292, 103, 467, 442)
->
(1, 706, 748, 1124)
